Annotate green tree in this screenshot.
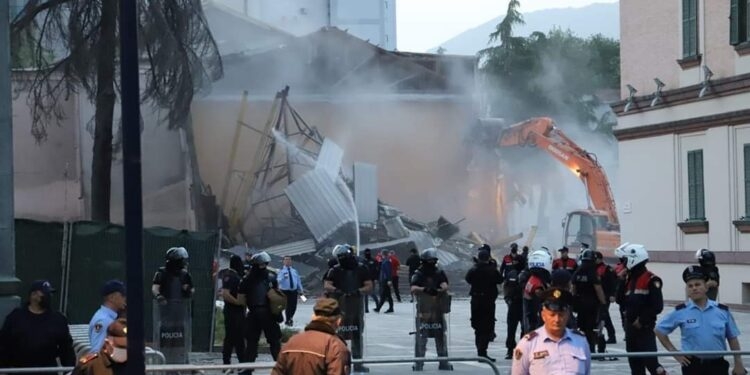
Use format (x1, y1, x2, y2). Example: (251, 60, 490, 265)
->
(481, 19, 620, 130)
(11, 0, 223, 222)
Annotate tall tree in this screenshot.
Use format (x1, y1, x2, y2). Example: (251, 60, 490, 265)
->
(11, 0, 223, 222)
(489, 0, 524, 48)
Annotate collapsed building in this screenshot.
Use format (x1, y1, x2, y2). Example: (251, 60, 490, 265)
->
(190, 27, 502, 290)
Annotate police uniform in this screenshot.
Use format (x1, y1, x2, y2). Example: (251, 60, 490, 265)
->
(522, 271, 549, 334)
(324, 256, 371, 372)
(616, 264, 664, 375)
(511, 288, 591, 375)
(465, 250, 503, 360)
(504, 267, 525, 358)
(702, 265, 720, 300)
(571, 261, 602, 353)
(221, 266, 246, 364)
(411, 256, 452, 371)
(88, 280, 126, 353)
(655, 266, 744, 375)
(88, 305, 118, 353)
(552, 252, 578, 272)
(238, 266, 282, 365)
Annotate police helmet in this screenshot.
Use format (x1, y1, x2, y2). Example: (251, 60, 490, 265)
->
(618, 243, 648, 269)
(527, 250, 552, 273)
(166, 247, 189, 261)
(594, 251, 603, 260)
(695, 248, 716, 267)
(510, 242, 519, 253)
(420, 248, 439, 262)
(250, 251, 271, 265)
(579, 249, 595, 262)
(332, 244, 354, 258)
(479, 244, 491, 252)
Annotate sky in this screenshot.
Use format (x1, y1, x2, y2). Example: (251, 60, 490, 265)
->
(396, 0, 619, 52)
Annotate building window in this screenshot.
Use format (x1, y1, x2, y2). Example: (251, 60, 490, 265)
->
(687, 149, 705, 221)
(682, 0, 699, 58)
(731, 0, 750, 46)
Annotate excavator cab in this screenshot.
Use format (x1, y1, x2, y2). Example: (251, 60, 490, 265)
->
(563, 210, 620, 255)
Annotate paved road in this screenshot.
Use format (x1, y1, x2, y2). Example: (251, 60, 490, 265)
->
(201, 297, 750, 374)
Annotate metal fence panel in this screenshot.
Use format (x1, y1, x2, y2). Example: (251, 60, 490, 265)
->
(14, 219, 65, 310)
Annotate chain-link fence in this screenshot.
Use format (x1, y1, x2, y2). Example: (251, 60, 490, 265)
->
(13, 219, 220, 351)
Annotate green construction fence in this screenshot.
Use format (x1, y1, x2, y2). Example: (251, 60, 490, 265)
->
(13, 218, 220, 351)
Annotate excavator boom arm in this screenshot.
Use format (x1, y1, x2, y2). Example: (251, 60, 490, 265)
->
(497, 117, 619, 226)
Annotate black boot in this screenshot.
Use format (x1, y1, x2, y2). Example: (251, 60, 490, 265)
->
(438, 362, 453, 371)
(353, 364, 370, 373)
(504, 350, 513, 360)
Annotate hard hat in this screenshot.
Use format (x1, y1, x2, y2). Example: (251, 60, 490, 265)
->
(695, 248, 715, 266)
(166, 247, 189, 260)
(250, 251, 271, 265)
(332, 244, 354, 258)
(420, 248, 439, 261)
(527, 250, 552, 272)
(619, 243, 648, 269)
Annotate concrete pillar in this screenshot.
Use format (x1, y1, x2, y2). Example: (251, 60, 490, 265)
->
(0, 0, 22, 321)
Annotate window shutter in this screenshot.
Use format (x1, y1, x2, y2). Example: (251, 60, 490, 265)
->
(696, 150, 704, 220)
(732, 0, 740, 45)
(687, 150, 705, 220)
(683, 0, 691, 56)
(744, 144, 750, 216)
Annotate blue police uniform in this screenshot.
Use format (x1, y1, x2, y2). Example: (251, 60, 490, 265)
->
(277, 266, 302, 293)
(88, 305, 118, 353)
(656, 299, 740, 357)
(511, 327, 591, 375)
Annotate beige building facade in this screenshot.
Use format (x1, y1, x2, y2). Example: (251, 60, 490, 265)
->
(614, 0, 750, 305)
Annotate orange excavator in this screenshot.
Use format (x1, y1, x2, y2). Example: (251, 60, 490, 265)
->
(495, 117, 620, 255)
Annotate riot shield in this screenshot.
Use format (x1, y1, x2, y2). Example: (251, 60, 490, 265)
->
(152, 299, 192, 365)
(336, 292, 367, 372)
(413, 291, 452, 371)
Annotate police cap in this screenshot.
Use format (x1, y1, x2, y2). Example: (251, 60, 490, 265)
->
(682, 265, 707, 283)
(541, 287, 573, 312)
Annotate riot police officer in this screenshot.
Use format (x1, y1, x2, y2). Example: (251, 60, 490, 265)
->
(571, 249, 607, 354)
(500, 243, 523, 279)
(503, 266, 525, 359)
(522, 250, 552, 334)
(696, 248, 720, 300)
(238, 251, 282, 374)
(552, 247, 577, 272)
(615, 243, 666, 375)
(411, 248, 452, 371)
(465, 249, 503, 362)
(221, 255, 246, 365)
(151, 247, 194, 365)
(323, 244, 373, 373)
(594, 250, 618, 350)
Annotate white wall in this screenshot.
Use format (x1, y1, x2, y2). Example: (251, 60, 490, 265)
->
(618, 134, 678, 250)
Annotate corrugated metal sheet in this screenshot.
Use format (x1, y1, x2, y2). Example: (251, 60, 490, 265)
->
(285, 169, 356, 242)
(262, 239, 317, 257)
(435, 249, 459, 266)
(411, 231, 436, 251)
(353, 162, 378, 223)
(383, 217, 409, 239)
(316, 139, 344, 180)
